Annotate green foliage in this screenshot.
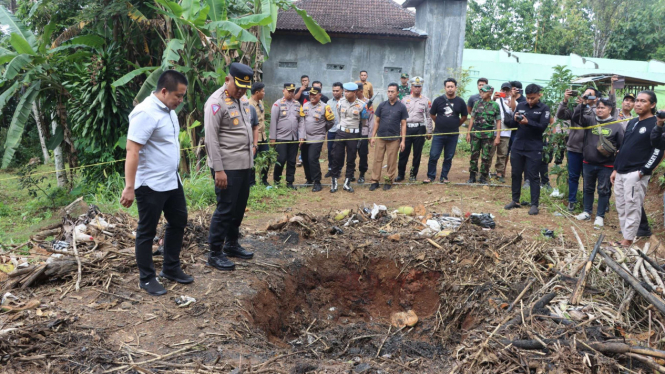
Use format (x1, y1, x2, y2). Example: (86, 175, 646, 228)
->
(456, 135, 471, 156)
(66, 44, 135, 181)
(2, 82, 41, 168)
(17, 162, 57, 208)
(254, 147, 279, 179)
(445, 66, 473, 100)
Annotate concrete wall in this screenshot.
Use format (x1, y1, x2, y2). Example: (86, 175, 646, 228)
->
(415, 0, 468, 100)
(262, 34, 426, 104)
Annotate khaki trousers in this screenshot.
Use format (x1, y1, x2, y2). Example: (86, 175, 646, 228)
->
(614, 171, 650, 241)
(371, 139, 400, 183)
(491, 137, 510, 175)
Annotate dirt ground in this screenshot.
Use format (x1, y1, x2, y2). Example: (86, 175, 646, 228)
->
(2, 146, 665, 373)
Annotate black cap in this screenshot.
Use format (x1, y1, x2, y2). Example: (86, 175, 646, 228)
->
(623, 93, 636, 101)
(510, 81, 523, 89)
(308, 87, 320, 95)
(284, 83, 296, 91)
(501, 82, 512, 90)
(229, 62, 252, 89)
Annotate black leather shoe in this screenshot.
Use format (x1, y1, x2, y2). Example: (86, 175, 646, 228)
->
(637, 228, 653, 238)
(369, 182, 380, 191)
(383, 183, 392, 191)
(350, 176, 356, 182)
(159, 268, 194, 284)
(528, 205, 539, 215)
(286, 183, 297, 190)
(139, 278, 167, 296)
(305, 180, 313, 185)
(358, 173, 365, 184)
(312, 183, 322, 192)
(395, 175, 405, 182)
(223, 242, 254, 259)
(504, 201, 520, 210)
(152, 245, 164, 256)
(324, 170, 331, 178)
(207, 251, 235, 271)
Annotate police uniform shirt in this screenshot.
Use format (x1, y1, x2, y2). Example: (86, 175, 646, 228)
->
(328, 97, 341, 132)
(402, 95, 433, 133)
(336, 98, 366, 131)
(269, 98, 303, 140)
(248, 97, 266, 141)
(204, 84, 254, 171)
(299, 101, 335, 141)
(512, 101, 551, 153)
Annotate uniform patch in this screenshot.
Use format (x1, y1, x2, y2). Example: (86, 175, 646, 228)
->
(245, 107, 249, 114)
(640, 127, 647, 134)
(233, 118, 239, 126)
(211, 104, 220, 115)
(282, 111, 287, 116)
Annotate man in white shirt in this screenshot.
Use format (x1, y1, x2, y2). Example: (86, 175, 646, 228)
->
(491, 82, 516, 183)
(120, 70, 192, 296)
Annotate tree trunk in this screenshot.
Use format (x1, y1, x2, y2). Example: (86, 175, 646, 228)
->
(32, 101, 50, 164)
(51, 114, 68, 187)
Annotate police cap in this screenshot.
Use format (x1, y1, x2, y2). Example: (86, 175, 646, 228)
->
(623, 93, 636, 101)
(343, 82, 358, 91)
(284, 83, 296, 91)
(229, 62, 253, 89)
(308, 86, 320, 95)
(410, 76, 424, 87)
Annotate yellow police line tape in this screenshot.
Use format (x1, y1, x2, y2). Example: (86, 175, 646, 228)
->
(0, 115, 636, 183)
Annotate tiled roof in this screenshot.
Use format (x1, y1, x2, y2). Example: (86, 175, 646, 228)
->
(276, 0, 423, 38)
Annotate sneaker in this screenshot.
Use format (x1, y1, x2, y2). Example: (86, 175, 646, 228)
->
(528, 205, 539, 215)
(567, 202, 575, 212)
(575, 212, 591, 221)
(504, 201, 520, 210)
(369, 182, 380, 191)
(207, 251, 235, 271)
(159, 268, 194, 284)
(594, 216, 604, 227)
(139, 278, 167, 296)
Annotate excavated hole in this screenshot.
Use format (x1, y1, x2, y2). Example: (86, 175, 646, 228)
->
(249, 254, 441, 342)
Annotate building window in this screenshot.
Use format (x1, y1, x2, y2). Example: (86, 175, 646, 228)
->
(279, 61, 297, 69)
(384, 67, 402, 73)
(326, 64, 345, 70)
(468, 69, 480, 77)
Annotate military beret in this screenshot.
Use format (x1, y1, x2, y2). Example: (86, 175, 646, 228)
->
(401, 73, 409, 79)
(343, 82, 358, 91)
(410, 76, 424, 86)
(284, 83, 296, 91)
(229, 62, 253, 89)
(308, 87, 320, 95)
(480, 85, 494, 92)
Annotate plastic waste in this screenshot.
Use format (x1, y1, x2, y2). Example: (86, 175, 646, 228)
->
(550, 188, 564, 198)
(426, 220, 441, 232)
(470, 213, 496, 229)
(541, 229, 556, 238)
(175, 295, 196, 307)
(370, 204, 387, 219)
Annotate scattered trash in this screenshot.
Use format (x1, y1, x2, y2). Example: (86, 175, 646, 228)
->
(174, 295, 196, 308)
(334, 209, 351, 221)
(329, 226, 343, 235)
(553, 212, 564, 217)
(390, 310, 418, 328)
(52, 240, 70, 251)
(1, 292, 18, 305)
(387, 233, 401, 241)
(550, 188, 564, 198)
(541, 229, 556, 238)
(451, 206, 463, 217)
(370, 204, 387, 219)
(397, 206, 414, 216)
(470, 213, 496, 229)
(426, 220, 442, 232)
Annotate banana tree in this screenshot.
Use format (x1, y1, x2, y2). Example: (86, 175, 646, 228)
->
(0, 6, 102, 185)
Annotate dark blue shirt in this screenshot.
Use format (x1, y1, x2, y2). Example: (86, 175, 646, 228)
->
(375, 99, 409, 141)
(511, 101, 550, 153)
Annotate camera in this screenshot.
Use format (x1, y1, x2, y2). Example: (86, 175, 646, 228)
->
(657, 111, 665, 119)
(570, 90, 579, 97)
(582, 95, 597, 101)
(515, 114, 525, 122)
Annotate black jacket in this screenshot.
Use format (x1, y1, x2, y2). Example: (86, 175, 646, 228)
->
(650, 123, 665, 150)
(576, 104, 624, 166)
(614, 116, 662, 175)
(511, 101, 550, 153)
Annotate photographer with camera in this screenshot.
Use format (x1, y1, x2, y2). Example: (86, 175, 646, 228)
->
(573, 98, 624, 228)
(503, 84, 551, 215)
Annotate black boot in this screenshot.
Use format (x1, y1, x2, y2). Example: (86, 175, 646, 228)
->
(395, 175, 405, 182)
(312, 182, 322, 192)
(223, 241, 254, 259)
(324, 170, 331, 178)
(358, 172, 365, 184)
(467, 172, 476, 184)
(159, 267, 194, 284)
(330, 178, 338, 193)
(343, 178, 354, 192)
(207, 250, 235, 271)
(478, 174, 488, 184)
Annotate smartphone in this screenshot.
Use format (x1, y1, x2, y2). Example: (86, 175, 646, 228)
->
(499, 92, 506, 98)
(613, 76, 625, 90)
(570, 90, 579, 97)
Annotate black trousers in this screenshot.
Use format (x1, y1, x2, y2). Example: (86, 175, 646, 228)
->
(398, 125, 426, 178)
(331, 131, 358, 179)
(135, 181, 188, 282)
(510, 150, 541, 206)
(209, 169, 251, 251)
(250, 140, 270, 186)
(302, 142, 324, 183)
(357, 135, 369, 174)
(273, 140, 298, 184)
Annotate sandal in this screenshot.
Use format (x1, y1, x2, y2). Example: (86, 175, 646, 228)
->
(423, 179, 431, 184)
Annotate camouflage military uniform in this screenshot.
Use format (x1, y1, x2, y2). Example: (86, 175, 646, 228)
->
(398, 84, 410, 100)
(469, 100, 500, 175)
